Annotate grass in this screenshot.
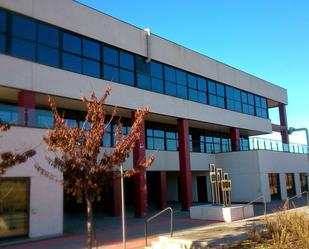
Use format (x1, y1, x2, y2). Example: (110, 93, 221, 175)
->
(220, 207, 309, 249)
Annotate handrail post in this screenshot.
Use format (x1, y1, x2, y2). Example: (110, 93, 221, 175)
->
(170, 208, 173, 237)
(145, 223, 148, 246)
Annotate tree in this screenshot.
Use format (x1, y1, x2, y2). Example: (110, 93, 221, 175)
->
(0, 123, 36, 175)
(35, 87, 154, 249)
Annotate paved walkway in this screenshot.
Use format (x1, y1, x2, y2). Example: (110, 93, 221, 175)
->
(1, 198, 308, 249)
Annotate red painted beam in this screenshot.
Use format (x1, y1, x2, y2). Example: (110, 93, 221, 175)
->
(112, 176, 121, 216)
(230, 127, 240, 151)
(272, 124, 286, 132)
(177, 119, 192, 211)
(131, 111, 147, 218)
(279, 104, 289, 144)
(18, 91, 36, 126)
(159, 171, 167, 210)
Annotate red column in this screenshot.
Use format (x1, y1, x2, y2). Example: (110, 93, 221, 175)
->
(158, 172, 167, 210)
(279, 104, 289, 144)
(177, 119, 192, 211)
(230, 127, 240, 151)
(18, 91, 35, 126)
(112, 176, 121, 216)
(131, 111, 147, 217)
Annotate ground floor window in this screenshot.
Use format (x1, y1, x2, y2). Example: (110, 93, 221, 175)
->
(268, 173, 281, 200)
(300, 173, 308, 193)
(0, 178, 29, 239)
(286, 173, 296, 198)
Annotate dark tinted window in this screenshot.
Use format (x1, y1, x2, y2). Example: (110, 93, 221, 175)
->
(234, 89, 241, 101)
(62, 53, 82, 73)
(226, 86, 234, 99)
(198, 92, 207, 104)
(38, 24, 59, 47)
(152, 78, 163, 93)
(151, 61, 163, 78)
(12, 15, 36, 40)
(11, 37, 36, 61)
(119, 51, 134, 70)
(189, 89, 198, 102)
(103, 46, 118, 66)
(0, 34, 6, 53)
(164, 66, 175, 82)
(137, 74, 151, 89)
(83, 39, 100, 60)
(165, 82, 177, 96)
(120, 69, 134, 86)
(261, 98, 267, 109)
(38, 45, 59, 67)
(63, 33, 81, 55)
(208, 81, 216, 94)
(104, 64, 119, 82)
(176, 70, 187, 86)
(178, 85, 187, 99)
(83, 59, 100, 78)
(188, 74, 197, 89)
(217, 84, 225, 97)
(0, 10, 7, 32)
(248, 94, 254, 105)
(197, 77, 207, 91)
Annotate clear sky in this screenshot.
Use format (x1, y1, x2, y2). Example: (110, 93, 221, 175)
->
(77, 0, 309, 144)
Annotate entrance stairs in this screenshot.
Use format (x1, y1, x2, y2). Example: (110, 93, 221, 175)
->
(144, 236, 208, 249)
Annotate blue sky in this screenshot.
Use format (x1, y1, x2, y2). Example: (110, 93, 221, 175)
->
(77, 0, 309, 144)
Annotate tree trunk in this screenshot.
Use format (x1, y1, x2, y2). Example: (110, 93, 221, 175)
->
(85, 191, 94, 249)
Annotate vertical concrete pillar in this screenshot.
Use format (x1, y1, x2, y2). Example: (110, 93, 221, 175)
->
(177, 118, 192, 211)
(159, 172, 167, 210)
(18, 91, 36, 126)
(294, 173, 301, 196)
(230, 127, 240, 151)
(131, 111, 147, 217)
(112, 176, 121, 216)
(279, 173, 288, 200)
(279, 104, 289, 144)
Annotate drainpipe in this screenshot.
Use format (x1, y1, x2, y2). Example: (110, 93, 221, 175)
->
(144, 28, 151, 63)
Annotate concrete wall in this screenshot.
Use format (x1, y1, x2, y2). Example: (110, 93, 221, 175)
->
(1, 127, 63, 238)
(0, 0, 287, 105)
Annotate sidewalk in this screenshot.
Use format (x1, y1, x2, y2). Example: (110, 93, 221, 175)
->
(1, 198, 308, 249)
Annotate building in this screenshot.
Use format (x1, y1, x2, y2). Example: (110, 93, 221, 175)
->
(0, 0, 308, 240)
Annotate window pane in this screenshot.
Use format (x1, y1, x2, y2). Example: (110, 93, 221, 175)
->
(63, 33, 81, 55)
(227, 99, 235, 110)
(119, 51, 134, 70)
(137, 73, 151, 89)
(164, 66, 175, 82)
(83, 39, 100, 60)
(188, 89, 198, 102)
(209, 94, 217, 106)
(248, 105, 255, 115)
(217, 83, 225, 97)
(235, 101, 242, 112)
(12, 15, 36, 40)
(120, 69, 134, 86)
(146, 129, 153, 136)
(217, 97, 225, 108)
(38, 45, 59, 67)
(0, 10, 7, 32)
(0, 104, 18, 124)
(62, 53, 82, 73)
(165, 81, 177, 96)
(154, 130, 164, 137)
(226, 86, 234, 99)
(136, 56, 150, 74)
(261, 98, 267, 109)
(241, 91, 248, 103)
(151, 78, 163, 93)
(103, 46, 118, 66)
(103, 64, 119, 82)
(177, 85, 187, 99)
(147, 137, 154, 149)
(255, 107, 262, 117)
(11, 37, 36, 61)
(234, 89, 241, 101)
(150, 61, 163, 78)
(35, 109, 54, 128)
(242, 103, 249, 114)
(83, 59, 100, 78)
(197, 77, 207, 91)
(38, 23, 59, 47)
(166, 139, 177, 151)
(248, 93, 254, 105)
(198, 92, 207, 104)
(154, 138, 164, 150)
(188, 74, 197, 89)
(208, 81, 216, 94)
(255, 96, 261, 107)
(166, 131, 176, 139)
(176, 70, 187, 86)
(261, 109, 268, 118)
(0, 34, 6, 53)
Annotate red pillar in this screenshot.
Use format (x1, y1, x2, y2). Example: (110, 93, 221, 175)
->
(158, 172, 167, 210)
(112, 176, 121, 216)
(279, 104, 289, 144)
(177, 119, 192, 211)
(131, 111, 147, 218)
(230, 127, 240, 151)
(18, 91, 35, 126)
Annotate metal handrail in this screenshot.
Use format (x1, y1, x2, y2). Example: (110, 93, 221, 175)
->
(286, 191, 309, 209)
(242, 195, 267, 219)
(145, 207, 174, 246)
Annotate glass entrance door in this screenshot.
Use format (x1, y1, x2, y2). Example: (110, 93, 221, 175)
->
(0, 178, 29, 239)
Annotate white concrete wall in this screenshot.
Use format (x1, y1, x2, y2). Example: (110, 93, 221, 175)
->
(279, 173, 288, 200)
(1, 127, 63, 238)
(146, 150, 178, 171)
(0, 0, 287, 105)
(0, 54, 272, 134)
(191, 153, 215, 171)
(215, 151, 262, 202)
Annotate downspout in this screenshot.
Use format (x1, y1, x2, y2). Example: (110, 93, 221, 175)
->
(144, 28, 151, 63)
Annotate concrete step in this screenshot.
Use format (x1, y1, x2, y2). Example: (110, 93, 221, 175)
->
(145, 236, 208, 249)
